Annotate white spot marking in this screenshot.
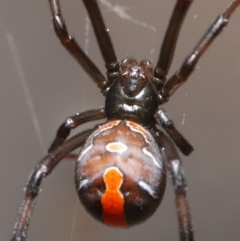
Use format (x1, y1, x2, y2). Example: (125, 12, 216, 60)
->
(79, 179, 89, 190)
(139, 181, 158, 199)
(98, 120, 120, 133)
(106, 142, 128, 153)
(126, 122, 151, 145)
(78, 144, 93, 161)
(143, 147, 161, 169)
(78, 121, 120, 161)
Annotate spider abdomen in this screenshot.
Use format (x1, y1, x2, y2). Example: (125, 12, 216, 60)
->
(75, 120, 166, 227)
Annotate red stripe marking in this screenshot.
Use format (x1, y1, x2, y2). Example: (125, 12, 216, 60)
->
(101, 167, 126, 227)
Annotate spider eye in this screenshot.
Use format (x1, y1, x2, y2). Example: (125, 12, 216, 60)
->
(139, 60, 153, 78)
(121, 58, 138, 71)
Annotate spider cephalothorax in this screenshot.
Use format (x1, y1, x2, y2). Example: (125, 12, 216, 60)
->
(106, 58, 159, 126)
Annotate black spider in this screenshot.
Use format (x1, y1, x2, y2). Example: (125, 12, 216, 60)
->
(11, 0, 240, 241)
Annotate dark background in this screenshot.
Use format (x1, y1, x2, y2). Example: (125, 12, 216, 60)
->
(1, 0, 240, 240)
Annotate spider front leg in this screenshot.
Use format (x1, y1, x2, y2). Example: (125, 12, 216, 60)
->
(11, 129, 95, 241)
(48, 0, 120, 92)
(82, 0, 120, 81)
(154, 0, 193, 85)
(48, 0, 108, 91)
(159, 0, 240, 102)
(153, 129, 194, 241)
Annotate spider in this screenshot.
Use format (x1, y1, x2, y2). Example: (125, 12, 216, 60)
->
(11, 0, 240, 240)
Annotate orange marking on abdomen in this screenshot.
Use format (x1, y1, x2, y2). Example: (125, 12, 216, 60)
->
(101, 167, 126, 227)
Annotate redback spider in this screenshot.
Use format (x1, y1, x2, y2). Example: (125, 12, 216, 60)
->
(10, 0, 240, 241)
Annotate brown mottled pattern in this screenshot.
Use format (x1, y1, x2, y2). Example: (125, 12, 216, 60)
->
(75, 120, 166, 226)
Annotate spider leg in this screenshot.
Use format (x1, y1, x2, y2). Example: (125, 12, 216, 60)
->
(154, 0, 193, 88)
(11, 128, 95, 241)
(159, 0, 240, 103)
(48, 107, 106, 153)
(155, 108, 193, 156)
(152, 129, 194, 241)
(82, 0, 120, 82)
(48, 0, 109, 93)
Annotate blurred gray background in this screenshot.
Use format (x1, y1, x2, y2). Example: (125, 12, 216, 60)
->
(1, 0, 240, 240)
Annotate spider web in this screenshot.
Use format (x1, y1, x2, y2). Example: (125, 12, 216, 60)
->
(4, 25, 47, 155)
